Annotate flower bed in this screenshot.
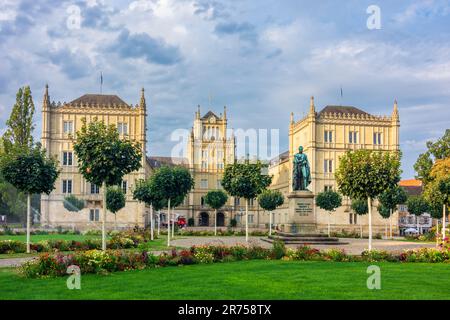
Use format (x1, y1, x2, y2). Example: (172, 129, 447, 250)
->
(164, 229, 269, 237)
(19, 240, 450, 278)
(0, 230, 149, 254)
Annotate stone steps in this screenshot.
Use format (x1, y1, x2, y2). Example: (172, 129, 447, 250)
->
(262, 233, 348, 245)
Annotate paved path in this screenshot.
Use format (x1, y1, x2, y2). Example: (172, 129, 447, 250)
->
(171, 236, 436, 255)
(0, 257, 34, 268)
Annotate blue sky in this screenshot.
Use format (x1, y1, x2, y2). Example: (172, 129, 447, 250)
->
(0, 0, 449, 178)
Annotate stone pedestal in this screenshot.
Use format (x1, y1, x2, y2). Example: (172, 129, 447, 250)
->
(283, 190, 317, 234)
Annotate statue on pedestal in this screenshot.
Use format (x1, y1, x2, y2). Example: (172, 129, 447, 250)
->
(292, 146, 311, 191)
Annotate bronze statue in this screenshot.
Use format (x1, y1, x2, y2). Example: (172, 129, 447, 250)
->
(293, 146, 311, 191)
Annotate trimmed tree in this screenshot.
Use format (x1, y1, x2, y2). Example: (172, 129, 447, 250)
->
(106, 186, 126, 230)
(0, 145, 59, 253)
(378, 185, 408, 239)
(315, 190, 342, 237)
(151, 166, 194, 247)
(351, 199, 368, 238)
(73, 118, 142, 250)
(204, 190, 228, 236)
(258, 189, 284, 236)
(335, 150, 401, 251)
(133, 177, 165, 240)
(221, 161, 272, 242)
(407, 195, 429, 234)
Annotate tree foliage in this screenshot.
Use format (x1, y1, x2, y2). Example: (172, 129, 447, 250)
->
(406, 196, 429, 217)
(73, 118, 142, 187)
(106, 186, 126, 214)
(414, 130, 450, 185)
(351, 199, 368, 216)
(378, 185, 408, 217)
(150, 166, 194, 204)
(204, 190, 228, 210)
(315, 190, 342, 213)
(2, 86, 35, 153)
(63, 195, 85, 212)
(335, 150, 401, 200)
(0, 145, 59, 195)
(258, 190, 284, 212)
(221, 161, 272, 200)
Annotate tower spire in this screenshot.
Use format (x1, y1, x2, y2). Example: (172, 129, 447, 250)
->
(196, 105, 200, 119)
(392, 99, 399, 120)
(43, 84, 50, 107)
(290, 112, 294, 124)
(140, 87, 146, 109)
(223, 106, 227, 120)
(309, 96, 315, 114)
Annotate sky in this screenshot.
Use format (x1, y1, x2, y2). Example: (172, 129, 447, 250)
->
(0, 0, 449, 179)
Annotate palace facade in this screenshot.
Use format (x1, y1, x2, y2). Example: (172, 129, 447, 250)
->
(268, 97, 401, 234)
(40, 86, 402, 235)
(40, 86, 151, 229)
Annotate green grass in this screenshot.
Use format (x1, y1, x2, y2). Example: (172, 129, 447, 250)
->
(0, 234, 102, 242)
(1, 260, 449, 300)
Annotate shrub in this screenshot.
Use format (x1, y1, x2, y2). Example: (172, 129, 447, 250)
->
(230, 219, 237, 228)
(271, 240, 286, 260)
(323, 249, 352, 262)
(361, 249, 398, 262)
(0, 240, 26, 254)
(187, 218, 195, 227)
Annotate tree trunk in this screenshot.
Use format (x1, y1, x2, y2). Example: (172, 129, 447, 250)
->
(114, 214, 117, 231)
(102, 182, 107, 251)
(269, 211, 272, 236)
(443, 204, 446, 242)
(436, 219, 439, 248)
(157, 210, 161, 236)
(389, 209, 393, 239)
(385, 221, 388, 239)
(26, 194, 31, 254)
(245, 199, 249, 242)
(368, 197, 372, 252)
(167, 199, 171, 247)
(328, 212, 331, 237)
(214, 208, 217, 236)
(360, 218, 363, 239)
(150, 205, 154, 241)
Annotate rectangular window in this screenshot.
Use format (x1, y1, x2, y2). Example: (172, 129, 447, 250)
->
(89, 209, 100, 222)
(62, 180, 72, 194)
(217, 163, 224, 169)
(324, 160, 333, 173)
(90, 183, 100, 194)
(217, 180, 222, 189)
(349, 213, 353, 224)
(373, 132, 382, 145)
(349, 131, 358, 144)
(63, 121, 73, 134)
(324, 185, 333, 192)
(117, 123, 128, 135)
(200, 179, 208, 189)
(324, 130, 333, 143)
(122, 180, 127, 194)
(354, 214, 357, 225)
(201, 161, 207, 169)
(62, 151, 73, 166)
(235, 197, 240, 206)
(248, 214, 254, 224)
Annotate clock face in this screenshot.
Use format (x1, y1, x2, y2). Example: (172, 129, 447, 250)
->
(209, 117, 216, 123)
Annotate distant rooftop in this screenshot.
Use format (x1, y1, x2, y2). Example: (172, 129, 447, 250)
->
(319, 105, 370, 116)
(201, 110, 221, 120)
(400, 179, 422, 197)
(147, 156, 188, 169)
(69, 94, 128, 106)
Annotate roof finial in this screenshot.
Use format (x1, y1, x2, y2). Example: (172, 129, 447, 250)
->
(196, 105, 200, 119)
(43, 84, 50, 106)
(140, 87, 146, 109)
(309, 96, 315, 114)
(392, 99, 399, 119)
(223, 105, 227, 120)
(290, 112, 294, 124)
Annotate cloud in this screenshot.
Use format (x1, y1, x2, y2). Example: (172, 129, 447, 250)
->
(46, 48, 93, 80)
(214, 21, 258, 44)
(108, 29, 182, 65)
(393, 0, 450, 24)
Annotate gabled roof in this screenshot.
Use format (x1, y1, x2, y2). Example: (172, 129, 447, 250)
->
(201, 111, 220, 120)
(319, 105, 370, 116)
(400, 180, 423, 197)
(69, 94, 128, 106)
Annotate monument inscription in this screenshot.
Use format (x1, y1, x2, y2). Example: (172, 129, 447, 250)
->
(295, 202, 312, 216)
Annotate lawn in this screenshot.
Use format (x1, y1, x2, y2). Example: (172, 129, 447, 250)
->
(0, 234, 102, 242)
(1, 260, 449, 300)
